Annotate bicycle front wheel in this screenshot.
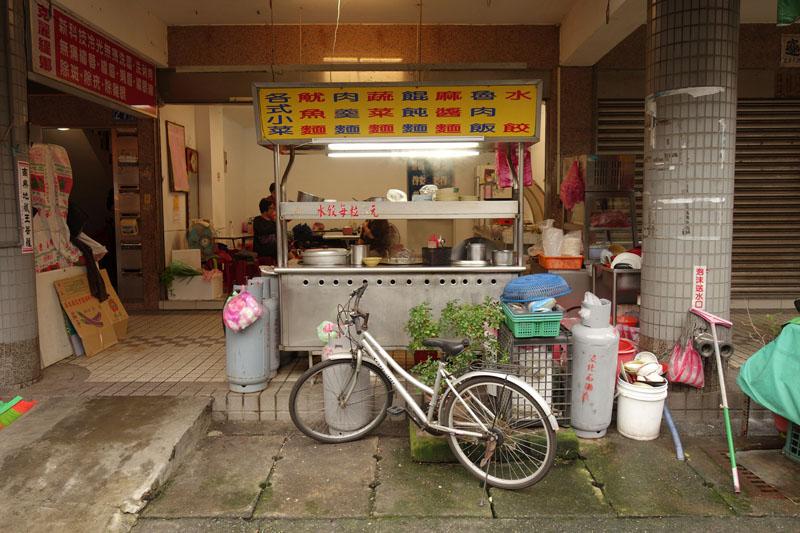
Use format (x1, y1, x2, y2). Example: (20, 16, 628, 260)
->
(289, 358, 393, 444)
(441, 375, 556, 490)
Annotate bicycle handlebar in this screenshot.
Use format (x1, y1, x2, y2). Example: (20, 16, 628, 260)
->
(350, 281, 370, 333)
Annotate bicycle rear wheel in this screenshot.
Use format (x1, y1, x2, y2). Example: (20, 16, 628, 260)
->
(289, 358, 392, 444)
(441, 375, 556, 489)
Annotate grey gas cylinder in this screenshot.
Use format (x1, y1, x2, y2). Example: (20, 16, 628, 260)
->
(570, 294, 619, 438)
(225, 285, 270, 393)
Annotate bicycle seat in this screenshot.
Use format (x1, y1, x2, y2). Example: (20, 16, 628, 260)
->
(422, 338, 470, 357)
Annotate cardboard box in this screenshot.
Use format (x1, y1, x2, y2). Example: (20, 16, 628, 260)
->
(100, 269, 129, 339)
(169, 271, 223, 300)
(54, 274, 118, 357)
(170, 248, 202, 270)
(36, 266, 86, 367)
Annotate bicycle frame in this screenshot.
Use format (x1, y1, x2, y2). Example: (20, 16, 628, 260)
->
(343, 330, 500, 438)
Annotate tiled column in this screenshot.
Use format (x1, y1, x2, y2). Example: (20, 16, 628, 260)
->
(0, 0, 40, 387)
(640, 0, 739, 353)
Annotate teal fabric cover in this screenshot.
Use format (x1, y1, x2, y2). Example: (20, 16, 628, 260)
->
(737, 317, 800, 425)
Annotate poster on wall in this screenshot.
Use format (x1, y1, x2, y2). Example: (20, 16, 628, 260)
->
(166, 122, 189, 192)
(406, 159, 454, 198)
(17, 161, 33, 253)
(28, 0, 157, 117)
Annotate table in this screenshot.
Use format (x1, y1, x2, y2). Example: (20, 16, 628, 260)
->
(591, 263, 641, 325)
(216, 234, 253, 249)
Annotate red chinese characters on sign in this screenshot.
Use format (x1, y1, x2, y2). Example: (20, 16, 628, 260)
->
(30, 1, 157, 117)
(693, 265, 707, 310)
(315, 204, 379, 218)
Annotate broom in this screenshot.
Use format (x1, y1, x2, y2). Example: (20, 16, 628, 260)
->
(0, 396, 38, 429)
(687, 308, 740, 494)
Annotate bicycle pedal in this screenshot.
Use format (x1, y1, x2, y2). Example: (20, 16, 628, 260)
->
(386, 406, 406, 416)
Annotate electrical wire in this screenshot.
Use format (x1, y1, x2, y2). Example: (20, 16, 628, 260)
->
(329, 0, 342, 83)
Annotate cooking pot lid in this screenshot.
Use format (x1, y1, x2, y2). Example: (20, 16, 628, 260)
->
(304, 248, 348, 256)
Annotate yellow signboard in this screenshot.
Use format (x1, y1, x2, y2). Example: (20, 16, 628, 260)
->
(252, 82, 540, 144)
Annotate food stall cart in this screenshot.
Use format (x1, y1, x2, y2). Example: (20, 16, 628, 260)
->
(251, 80, 542, 350)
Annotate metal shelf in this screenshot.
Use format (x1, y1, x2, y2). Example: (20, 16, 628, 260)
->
(279, 200, 518, 220)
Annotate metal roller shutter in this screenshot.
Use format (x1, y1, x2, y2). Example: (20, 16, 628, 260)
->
(596, 98, 800, 299)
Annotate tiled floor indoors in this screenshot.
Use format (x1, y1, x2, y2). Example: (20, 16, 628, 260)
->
(54, 307, 789, 423)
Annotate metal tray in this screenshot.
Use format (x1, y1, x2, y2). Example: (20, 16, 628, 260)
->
(450, 260, 490, 267)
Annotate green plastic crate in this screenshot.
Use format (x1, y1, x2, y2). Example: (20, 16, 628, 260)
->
(501, 302, 562, 338)
(784, 421, 800, 465)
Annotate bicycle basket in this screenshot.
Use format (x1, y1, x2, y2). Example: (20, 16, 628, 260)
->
(500, 274, 571, 302)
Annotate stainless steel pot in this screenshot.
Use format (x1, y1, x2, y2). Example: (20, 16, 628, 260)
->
(297, 191, 324, 202)
(467, 242, 487, 261)
(349, 244, 370, 265)
(302, 248, 349, 266)
(492, 249, 515, 266)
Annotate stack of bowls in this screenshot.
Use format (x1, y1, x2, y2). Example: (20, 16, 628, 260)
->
(434, 187, 460, 201)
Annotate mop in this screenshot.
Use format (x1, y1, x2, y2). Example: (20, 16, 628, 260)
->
(687, 308, 740, 493)
(0, 396, 37, 430)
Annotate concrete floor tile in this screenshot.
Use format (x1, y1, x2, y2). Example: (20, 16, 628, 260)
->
(143, 435, 284, 518)
(254, 435, 377, 518)
(374, 437, 493, 518)
(580, 433, 735, 517)
(490, 459, 612, 518)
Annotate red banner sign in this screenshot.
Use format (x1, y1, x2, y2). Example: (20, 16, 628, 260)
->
(29, 0, 157, 117)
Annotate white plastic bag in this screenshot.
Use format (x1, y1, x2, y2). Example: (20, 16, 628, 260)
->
(561, 230, 583, 257)
(542, 227, 563, 257)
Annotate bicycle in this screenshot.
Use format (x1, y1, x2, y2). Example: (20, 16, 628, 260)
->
(288, 281, 559, 490)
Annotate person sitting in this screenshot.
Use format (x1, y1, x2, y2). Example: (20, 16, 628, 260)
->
(359, 219, 392, 258)
(253, 197, 277, 263)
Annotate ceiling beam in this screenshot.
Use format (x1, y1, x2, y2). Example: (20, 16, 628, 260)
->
(559, 0, 644, 67)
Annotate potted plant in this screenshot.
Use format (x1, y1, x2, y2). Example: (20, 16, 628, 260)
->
(406, 297, 507, 386)
(404, 302, 441, 365)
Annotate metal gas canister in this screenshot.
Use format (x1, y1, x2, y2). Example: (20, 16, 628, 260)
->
(570, 293, 620, 438)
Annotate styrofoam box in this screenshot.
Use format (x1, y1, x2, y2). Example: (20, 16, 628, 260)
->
(169, 274, 222, 300)
(171, 248, 202, 270)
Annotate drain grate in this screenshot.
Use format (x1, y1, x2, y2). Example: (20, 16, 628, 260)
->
(703, 446, 785, 500)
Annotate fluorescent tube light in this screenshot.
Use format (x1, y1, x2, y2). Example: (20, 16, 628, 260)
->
(328, 150, 479, 158)
(312, 136, 484, 144)
(328, 142, 479, 151)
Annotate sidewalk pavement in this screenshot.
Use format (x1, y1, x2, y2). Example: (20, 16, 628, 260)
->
(131, 419, 800, 533)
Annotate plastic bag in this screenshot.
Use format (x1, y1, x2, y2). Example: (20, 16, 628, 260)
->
(668, 343, 705, 388)
(542, 227, 563, 257)
(317, 321, 342, 344)
(223, 291, 264, 332)
(559, 161, 585, 211)
(561, 230, 582, 256)
(495, 143, 533, 188)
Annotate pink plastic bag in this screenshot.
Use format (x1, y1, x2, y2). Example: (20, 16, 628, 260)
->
(495, 143, 533, 188)
(223, 291, 264, 332)
(668, 343, 705, 388)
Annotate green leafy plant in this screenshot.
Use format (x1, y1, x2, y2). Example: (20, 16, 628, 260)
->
(406, 297, 507, 386)
(160, 260, 202, 296)
(403, 302, 441, 353)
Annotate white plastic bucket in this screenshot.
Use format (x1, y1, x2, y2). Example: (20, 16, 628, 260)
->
(616, 378, 668, 440)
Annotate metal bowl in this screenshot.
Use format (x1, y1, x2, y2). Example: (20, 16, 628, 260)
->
(297, 191, 324, 202)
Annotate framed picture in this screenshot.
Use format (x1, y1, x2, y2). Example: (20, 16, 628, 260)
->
(166, 121, 189, 192)
(186, 147, 198, 174)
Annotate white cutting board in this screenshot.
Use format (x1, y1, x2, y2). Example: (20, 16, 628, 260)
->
(36, 266, 86, 367)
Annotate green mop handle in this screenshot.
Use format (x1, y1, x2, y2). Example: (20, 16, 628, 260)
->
(711, 322, 741, 494)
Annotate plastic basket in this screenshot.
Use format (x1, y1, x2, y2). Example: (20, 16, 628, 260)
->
(538, 255, 583, 270)
(502, 302, 562, 338)
(784, 421, 800, 465)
